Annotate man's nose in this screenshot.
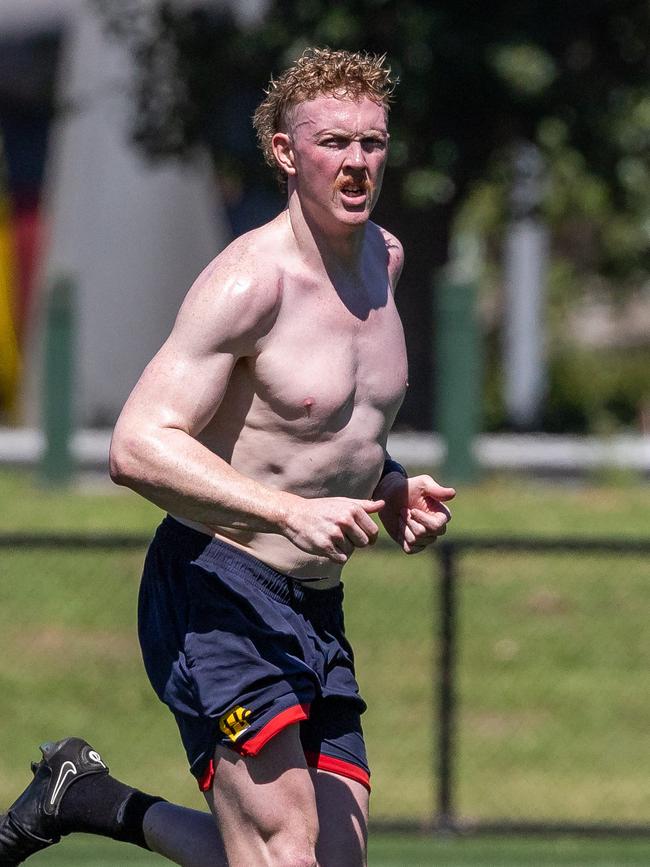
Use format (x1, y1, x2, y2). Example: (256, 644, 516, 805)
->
(343, 140, 366, 169)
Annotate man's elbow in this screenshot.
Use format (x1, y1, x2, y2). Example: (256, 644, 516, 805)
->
(108, 431, 145, 488)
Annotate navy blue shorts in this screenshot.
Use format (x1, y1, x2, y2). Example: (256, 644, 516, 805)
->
(138, 517, 370, 791)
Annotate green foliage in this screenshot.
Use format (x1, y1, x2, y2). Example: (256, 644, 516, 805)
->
(489, 42, 557, 96)
(91, 0, 650, 432)
(93, 0, 650, 272)
(543, 347, 650, 434)
(484, 352, 650, 437)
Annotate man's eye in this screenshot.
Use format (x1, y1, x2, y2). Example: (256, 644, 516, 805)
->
(322, 138, 345, 148)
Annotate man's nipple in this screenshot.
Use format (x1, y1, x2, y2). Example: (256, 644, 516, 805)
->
(303, 397, 315, 417)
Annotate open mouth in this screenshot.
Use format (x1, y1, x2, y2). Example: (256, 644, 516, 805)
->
(338, 183, 368, 204)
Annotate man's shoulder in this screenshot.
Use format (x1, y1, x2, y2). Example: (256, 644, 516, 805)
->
(197, 220, 287, 302)
(176, 219, 290, 346)
(223, 214, 288, 259)
(374, 223, 403, 256)
(206, 214, 291, 284)
(372, 223, 404, 289)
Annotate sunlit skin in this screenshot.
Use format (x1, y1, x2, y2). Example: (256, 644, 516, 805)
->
(110, 93, 455, 587)
(108, 89, 456, 867)
(275, 95, 390, 238)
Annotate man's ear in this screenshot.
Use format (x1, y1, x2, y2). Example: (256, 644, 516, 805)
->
(271, 132, 296, 177)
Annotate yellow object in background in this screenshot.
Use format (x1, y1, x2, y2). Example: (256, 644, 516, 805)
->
(0, 191, 20, 419)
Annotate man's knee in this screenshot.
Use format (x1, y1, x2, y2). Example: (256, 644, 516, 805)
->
(267, 832, 317, 867)
(265, 807, 318, 867)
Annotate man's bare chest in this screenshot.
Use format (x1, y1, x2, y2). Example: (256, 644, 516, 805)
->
(252, 293, 408, 429)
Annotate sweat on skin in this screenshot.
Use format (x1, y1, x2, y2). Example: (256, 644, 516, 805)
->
(0, 57, 457, 867)
(109, 94, 455, 583)
(106, 88, 455, 867)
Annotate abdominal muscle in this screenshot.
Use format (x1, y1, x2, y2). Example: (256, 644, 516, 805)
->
(173, 516, 346, 588)
(172, 415, 388, 588)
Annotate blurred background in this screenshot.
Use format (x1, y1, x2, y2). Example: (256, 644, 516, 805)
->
(1, 0, 649, 457)
(0, 1, 649, 864)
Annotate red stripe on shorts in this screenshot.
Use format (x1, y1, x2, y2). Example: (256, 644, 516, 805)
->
(198, 759, 215, 792)
(304, 750, 371, 792)
(238, 703, 310, 756)
(197, 703, 310, 791)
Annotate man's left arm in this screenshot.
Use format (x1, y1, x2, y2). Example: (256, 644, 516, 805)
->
(375, 229, 455, 551)
(373, 456, 456, 554)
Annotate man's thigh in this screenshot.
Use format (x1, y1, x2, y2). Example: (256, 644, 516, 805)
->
(311, 768, 369, 867)
(204, 725, 319, 867)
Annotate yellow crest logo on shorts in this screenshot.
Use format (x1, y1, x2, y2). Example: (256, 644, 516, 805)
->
(219, 706, 252, 742)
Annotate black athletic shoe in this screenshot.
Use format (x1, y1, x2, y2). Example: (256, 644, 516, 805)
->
(0, 737, 108, 865)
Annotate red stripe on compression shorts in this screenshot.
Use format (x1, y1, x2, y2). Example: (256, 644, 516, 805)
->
(304, 750, 371, 792)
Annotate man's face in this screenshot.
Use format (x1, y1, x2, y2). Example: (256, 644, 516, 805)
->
(286, 94, 389, 230)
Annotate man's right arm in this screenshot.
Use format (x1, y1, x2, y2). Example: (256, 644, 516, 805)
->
(109, 253, 381, 563)
(109, 257, 286, 527)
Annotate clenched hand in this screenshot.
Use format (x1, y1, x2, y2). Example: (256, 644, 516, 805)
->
(376, 474, 455, 554)
(282, 496, 385, 563)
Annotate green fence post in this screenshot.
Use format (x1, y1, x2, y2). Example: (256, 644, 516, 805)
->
(435, 233, 483, 484)
(40, 275, 75, 486)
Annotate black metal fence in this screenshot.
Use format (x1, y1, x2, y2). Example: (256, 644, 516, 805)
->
(2, 533, 649, 836)
(432, 537, 650, 837)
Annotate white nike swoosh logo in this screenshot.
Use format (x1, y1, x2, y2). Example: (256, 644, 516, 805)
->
(50, 761, 77, 805)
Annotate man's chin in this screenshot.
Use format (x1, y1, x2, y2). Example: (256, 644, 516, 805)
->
(336, 203, 372, 225)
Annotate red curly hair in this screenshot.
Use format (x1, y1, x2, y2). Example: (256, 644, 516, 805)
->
(253, 47, 397, 182)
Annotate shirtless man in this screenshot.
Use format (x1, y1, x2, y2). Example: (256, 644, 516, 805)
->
(0, 48, 454, 867)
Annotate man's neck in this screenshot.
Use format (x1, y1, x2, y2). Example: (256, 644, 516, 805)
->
(286, 194, 366, 275)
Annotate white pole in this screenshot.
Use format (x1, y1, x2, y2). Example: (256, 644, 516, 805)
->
(23, 0, 230, 427)
(503, 142, 548, 430)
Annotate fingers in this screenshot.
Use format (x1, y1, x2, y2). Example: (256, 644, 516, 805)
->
(414, 475, 456, 502)
(424, 482, 456, 501)
(359, 499, 385, 513)
(331, 534, 355, 562)
(397, 505, 450, 554)
(410, 506, 451, 531)
(330, 524, 372, 563)
(321, 501, 382, 563)
(341, 505, 380, 548)
(398, 513, 427, 554)
(288, 497, 385, 564)
(342, 524, 371, 548)
(330, 488, 453, 560)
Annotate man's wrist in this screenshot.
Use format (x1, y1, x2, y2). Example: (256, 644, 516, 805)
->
(381, 457, 408, 481)
(373, 458, 408, 499)
(273, 489, 303, 537)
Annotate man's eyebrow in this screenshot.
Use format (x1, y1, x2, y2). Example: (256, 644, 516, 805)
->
(313, 127, 388, 138)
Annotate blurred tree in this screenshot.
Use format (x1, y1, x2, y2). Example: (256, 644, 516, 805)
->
(93, 0, 650, 431)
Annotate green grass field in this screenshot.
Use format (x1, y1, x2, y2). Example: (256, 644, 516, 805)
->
(25, 831, 650, 866)
(2, 467, 649, 538)
(1, 469, 649, 863)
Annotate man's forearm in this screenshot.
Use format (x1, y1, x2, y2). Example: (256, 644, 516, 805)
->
(109, 426, 299, 534)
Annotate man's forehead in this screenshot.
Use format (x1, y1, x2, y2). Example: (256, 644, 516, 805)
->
(289, 94, 388, 134)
